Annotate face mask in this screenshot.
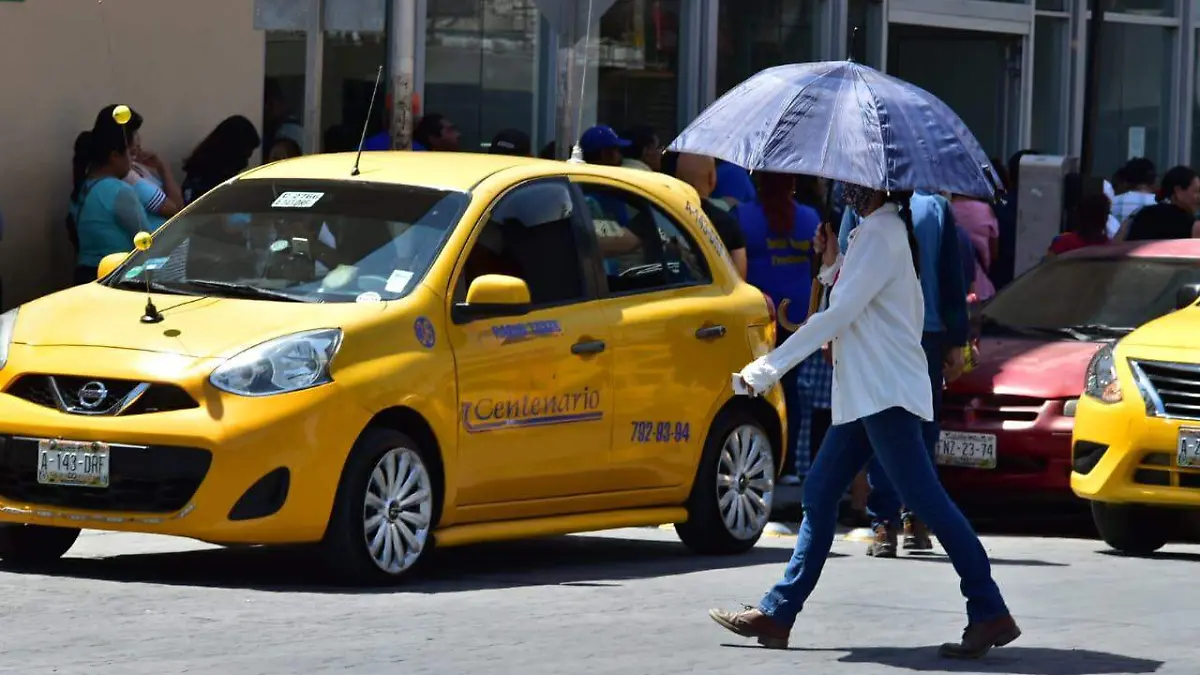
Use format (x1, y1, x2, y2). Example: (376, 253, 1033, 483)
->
(839, 183, 876, 217)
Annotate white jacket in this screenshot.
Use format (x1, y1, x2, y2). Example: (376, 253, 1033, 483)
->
(739, 203, 933, 425)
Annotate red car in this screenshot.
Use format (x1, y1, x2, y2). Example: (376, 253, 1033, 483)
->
(937, 240, 1200, 508)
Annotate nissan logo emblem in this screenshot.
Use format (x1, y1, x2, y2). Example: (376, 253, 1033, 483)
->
(76, 381, 109, 410)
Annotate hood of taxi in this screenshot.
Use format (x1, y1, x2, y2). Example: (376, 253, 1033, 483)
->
(11, 283, 387, 359)
(1120, 307, 1200, 349)
(948, 337, 1104, 400)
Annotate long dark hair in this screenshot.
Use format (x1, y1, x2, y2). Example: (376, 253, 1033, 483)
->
(183, 115, 261, 181)
(886, 191, 920, 279)
(1073, 193, 1112, 244)
(793, 175, 830, 223)
(70, 123, 130, 202)
(1158, 165, 1198, 204)
(758, 172, 796, 236)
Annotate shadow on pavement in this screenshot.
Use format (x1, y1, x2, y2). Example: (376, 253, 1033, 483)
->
(0, 534, 848, 594)
(833, 645, 1164, 674)
(721, 644, 1163, 674)
(1097, 549, 1200, 563)
(898, 552, 1069, 567)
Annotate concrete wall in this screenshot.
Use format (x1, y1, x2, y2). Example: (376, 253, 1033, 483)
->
(0, 0, 264, 308)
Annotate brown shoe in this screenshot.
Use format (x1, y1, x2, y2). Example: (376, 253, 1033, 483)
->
(865, 523, 898, 558)
(902, 513, 934, 551)
(708, 606, 790, 649)
(938, 614, 1022, 659)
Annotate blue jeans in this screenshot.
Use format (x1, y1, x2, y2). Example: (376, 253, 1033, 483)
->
(757, 406, 1008, 628)
(867, 331, 944, 528)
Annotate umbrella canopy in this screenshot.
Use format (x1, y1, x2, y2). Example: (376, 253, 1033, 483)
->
(667, 61, 1001, 199)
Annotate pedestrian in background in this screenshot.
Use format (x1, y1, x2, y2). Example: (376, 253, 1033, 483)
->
(180, 115, 262, 205)
(1048, 192, 1111, 257)
(579, 125, 629, 166)
(619, 126, 662, 172)
(488, 129, 532, 157)
(89, 105, 181, 231)
(712, 159, 757, 210)
(1121, 165, 1200, 241)
(1110, 158, 1157, 228)
(711, 185, 1017, 659)
(69, 120, 149, 284)
(665, 152, 747, 278)
(412, 113, 461, 152)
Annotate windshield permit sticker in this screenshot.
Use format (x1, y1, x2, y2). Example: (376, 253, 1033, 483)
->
(271, 191, 325, 209)
(123, 265, 145, 280)
(385, 270, 414, 294)
(491, 320, 562, 345)
(414, 316, 436, 349)
(356, 291, 382, 304)
(143, 257, 169, 271)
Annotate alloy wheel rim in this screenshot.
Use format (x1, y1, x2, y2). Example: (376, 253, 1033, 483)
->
(716, 424, 775, 540)
(362, 447, 434, 575)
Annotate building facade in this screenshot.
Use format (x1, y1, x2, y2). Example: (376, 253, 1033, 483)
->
(1, 0, 1196, 306)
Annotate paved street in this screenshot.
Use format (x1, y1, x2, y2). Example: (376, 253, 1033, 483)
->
(0, 524, 1189, 674)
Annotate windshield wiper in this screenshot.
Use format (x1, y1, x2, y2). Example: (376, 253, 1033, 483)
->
(182, 279, 320, 303)
(1063, 323, 1133, 337)
(982, 316, 1089, 341)
(110, 277, 193, 295)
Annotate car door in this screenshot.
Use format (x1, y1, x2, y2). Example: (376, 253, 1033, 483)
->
(573, 178, 740, 492)
(447, 178, 616, 513)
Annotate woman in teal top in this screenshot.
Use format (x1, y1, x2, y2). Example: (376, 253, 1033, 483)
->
(70, 122, 149, 285)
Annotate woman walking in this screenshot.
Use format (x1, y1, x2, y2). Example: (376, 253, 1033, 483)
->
(710, 184, 1017, 659)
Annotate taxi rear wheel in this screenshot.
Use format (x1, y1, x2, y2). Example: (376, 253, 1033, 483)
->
(321, 428, 440, 584)
(1090, 501, 1173, 556)
(0, 524, 81, 565)
(676, 411, 775, 555)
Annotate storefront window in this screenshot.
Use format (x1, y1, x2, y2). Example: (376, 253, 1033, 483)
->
(264, 31, 307, 158)
(1193, 29, 1200, 169)
(1032, 16, 1069, 153)
(594, 0, 682, 140)
(848, 0, 885, 68)
(424, 0, 541, 153)
(1106, 0, 1174, 18)
(320, 0, 389, 153)
(1094, 21, 1172, 177)
(716, 0, 818, 96)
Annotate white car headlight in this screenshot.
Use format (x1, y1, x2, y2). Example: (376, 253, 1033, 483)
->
(0, 308, 18, 371)
(1084, 344, 1122, 404)
(210, 328, 342, 397)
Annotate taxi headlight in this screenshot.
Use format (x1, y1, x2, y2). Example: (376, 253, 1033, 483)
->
(0, 308, 18, 371)
(210, 328, 342, 396)
(1084, 344, 1122, 404)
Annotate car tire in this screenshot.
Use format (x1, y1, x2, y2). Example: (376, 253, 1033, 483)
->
(0, 524, 81, 565)
(1090, 501, 1172, 556)
(676, 410, 776, 555)
(321, 427, 441, 585)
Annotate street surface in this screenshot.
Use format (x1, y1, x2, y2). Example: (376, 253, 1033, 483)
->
(0, 525, 1189, 674)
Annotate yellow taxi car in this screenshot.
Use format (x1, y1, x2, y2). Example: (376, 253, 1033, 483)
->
(0, 152, 785, 582)
(1071, 262, 1200, 555)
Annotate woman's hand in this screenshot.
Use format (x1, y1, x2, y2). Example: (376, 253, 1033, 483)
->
(814, 222, 839, 267)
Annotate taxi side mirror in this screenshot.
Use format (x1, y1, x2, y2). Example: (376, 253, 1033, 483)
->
(452, 274, 532, 324)
(1176, 283, 1200, 310)
(96, 252, 131, 280)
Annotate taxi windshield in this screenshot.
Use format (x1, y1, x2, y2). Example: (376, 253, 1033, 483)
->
(104, 179, 469, 303)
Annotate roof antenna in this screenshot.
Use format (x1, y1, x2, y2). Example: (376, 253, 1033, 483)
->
(567, 0, 596, 164)
(352, 65, 385, 176)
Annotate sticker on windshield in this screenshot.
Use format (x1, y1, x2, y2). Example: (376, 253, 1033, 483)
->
(355, 291, 382, 304)
(271, 191, 325, 209)
(385, 270, 414, 293)
(143, 257, 169, 271)
(123, 265, 144, 280)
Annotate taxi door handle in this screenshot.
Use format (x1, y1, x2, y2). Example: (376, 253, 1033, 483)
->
(571, 339, 606, 355)
(695, 325, 727, 340)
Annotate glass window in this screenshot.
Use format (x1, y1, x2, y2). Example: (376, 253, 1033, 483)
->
(104, 180, 470, 304)
(264, 30, 307, 158)
(1106, 0, 1174, 17)
(595, 0, 681, 139)
(716, 0, 818, 96)
(847, 0, 885, 67)
(1192, 29, 1200, 169)
(1032, 16, 1069, 153)
(982, 256, 1200, 337)
(459, 180, 587, 306)
(1035, 0, 1068, 10)
(1094, 22, 1173, 178)
(321, 0, 389, 153)
(425, 0, 541, 152)
(577, 184, 710, 295)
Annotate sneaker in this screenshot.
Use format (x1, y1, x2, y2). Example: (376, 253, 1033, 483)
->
(902, 513, 934, 551)
(865, 523, 898, 558)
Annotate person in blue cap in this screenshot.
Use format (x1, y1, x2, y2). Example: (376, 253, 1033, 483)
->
(579, 125, 630, 166)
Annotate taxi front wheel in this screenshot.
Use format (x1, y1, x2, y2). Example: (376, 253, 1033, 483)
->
(0, 524, 81, 566)
(676, 411, 776, 555)
(321, 427, 441, 585)
(1090, 501, 1174, 556)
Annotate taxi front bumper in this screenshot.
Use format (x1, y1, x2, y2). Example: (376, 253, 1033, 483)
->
(0, 345, 371, 544)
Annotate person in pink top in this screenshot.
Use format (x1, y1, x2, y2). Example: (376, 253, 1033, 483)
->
(950, 195, 999, 302)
